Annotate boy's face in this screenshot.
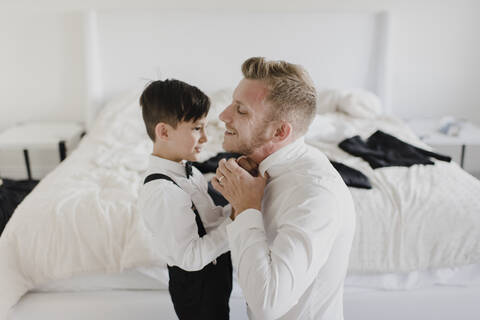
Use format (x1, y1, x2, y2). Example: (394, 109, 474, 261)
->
(167, 117, 208, 162)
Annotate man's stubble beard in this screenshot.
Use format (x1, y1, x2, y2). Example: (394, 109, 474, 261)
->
(224, 124, 271, 156)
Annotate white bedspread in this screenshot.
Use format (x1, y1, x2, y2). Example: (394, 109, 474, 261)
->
(1, 89, 480, 319)
(305, 113, 480, 273)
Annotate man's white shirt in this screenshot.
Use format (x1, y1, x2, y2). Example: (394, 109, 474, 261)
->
(226, 138, 356, 320)
(137, 155, 231, 271)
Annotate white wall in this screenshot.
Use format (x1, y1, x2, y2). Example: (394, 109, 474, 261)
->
(0, 10, 85, 131)
(0, 0, 479, 179)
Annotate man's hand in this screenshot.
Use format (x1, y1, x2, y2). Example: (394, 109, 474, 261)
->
(212, 158, 267, 219)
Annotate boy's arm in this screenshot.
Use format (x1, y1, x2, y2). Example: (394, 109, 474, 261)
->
(143, 184, 230, 271)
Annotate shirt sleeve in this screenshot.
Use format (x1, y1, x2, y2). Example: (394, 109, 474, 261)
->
(142, 182, 230, 271)
(193, 171, 232, 230)
(226, 186, 340, 319)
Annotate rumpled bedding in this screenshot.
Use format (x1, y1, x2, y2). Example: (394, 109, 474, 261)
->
(305, 111, 480, 274)
(1, 88, 480, 318)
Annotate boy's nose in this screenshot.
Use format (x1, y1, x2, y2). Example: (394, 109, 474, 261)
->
(200, 129, 208, 143)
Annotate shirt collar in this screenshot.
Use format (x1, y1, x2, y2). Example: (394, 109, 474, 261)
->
(147, 154, 189, 178)
(258, 137, 307, 178)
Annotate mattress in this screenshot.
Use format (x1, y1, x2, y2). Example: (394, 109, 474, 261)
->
(9, 285, 480, 320)
(8, 263, 479, 319)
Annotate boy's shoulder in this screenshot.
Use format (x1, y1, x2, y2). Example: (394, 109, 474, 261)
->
(140, 173, 190, 203)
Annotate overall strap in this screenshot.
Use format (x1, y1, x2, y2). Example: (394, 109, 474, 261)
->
(144, 173, 206, 237)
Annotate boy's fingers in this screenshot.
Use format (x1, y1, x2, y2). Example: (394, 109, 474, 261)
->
(211, 177, 223, 191)
(237, 156, 259, 177)
(216, 163, 231, 180)
(236, 157, 253, 171)
(219, 159, 233, 174)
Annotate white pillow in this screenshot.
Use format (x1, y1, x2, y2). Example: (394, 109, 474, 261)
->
(316, 88, 382, 118)
(316, 89, 342, 114)
(337, 89, 382, 118)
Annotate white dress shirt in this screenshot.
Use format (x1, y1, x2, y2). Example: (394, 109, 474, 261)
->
(137, 155, 231, 271)
(226, 138, 356, 320)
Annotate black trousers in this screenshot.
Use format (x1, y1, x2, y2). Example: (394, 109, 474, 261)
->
(168, 252, 233, 320)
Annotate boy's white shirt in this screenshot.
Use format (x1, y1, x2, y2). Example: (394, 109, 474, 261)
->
(137, 155, 232, 271)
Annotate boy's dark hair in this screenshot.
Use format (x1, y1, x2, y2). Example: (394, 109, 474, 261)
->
(139, 79, 210, 141)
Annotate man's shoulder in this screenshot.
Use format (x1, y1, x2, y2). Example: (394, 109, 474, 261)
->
(285, 146, 342, 183)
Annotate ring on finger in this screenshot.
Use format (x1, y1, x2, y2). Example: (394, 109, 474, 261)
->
(218, 175, 225, 185)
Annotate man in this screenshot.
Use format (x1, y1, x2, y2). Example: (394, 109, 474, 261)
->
(212, 57, 356, 320)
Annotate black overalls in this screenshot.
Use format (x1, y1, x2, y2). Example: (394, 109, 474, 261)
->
(144, 173, 232, 320)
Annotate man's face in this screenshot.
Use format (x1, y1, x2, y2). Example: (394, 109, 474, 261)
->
(219, 79, 273, 155)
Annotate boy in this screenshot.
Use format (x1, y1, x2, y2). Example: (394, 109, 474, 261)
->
(137, 79, 232, 320)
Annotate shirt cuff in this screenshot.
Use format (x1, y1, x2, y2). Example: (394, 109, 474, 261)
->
(226, 209, 264, 242)
(222, 204, 232, 218)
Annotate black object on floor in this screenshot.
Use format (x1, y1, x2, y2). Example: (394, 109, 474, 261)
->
(339, 130, 451, 169)
(0, 178, 39, 235)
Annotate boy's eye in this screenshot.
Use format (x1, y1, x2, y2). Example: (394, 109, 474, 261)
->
(194, 126, 203, 131)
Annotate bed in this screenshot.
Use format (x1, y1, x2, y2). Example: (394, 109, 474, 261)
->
(1, 10, 480, 320)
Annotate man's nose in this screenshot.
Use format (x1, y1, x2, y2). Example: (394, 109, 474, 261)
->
(219, 105, 232, 123)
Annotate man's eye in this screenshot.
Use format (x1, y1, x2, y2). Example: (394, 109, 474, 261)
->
(237, 106, 247, 115)
(194, 127, 202, 131)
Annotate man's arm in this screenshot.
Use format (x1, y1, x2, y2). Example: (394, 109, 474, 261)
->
(227, 188, 340, 319)
(212, 160, 341, 318)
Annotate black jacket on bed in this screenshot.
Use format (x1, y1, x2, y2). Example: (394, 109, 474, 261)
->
(338, 130, 451, 169)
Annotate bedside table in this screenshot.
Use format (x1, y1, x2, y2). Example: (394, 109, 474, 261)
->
(406, 117, 480, 168)
(0, 122, 85, 180)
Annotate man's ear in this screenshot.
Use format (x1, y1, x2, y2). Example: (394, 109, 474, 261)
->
(155, 123, 170, 141)
(272, 121, 292, 142)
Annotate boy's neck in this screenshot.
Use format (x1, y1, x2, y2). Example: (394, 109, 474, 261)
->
(152, 143, 182, 163)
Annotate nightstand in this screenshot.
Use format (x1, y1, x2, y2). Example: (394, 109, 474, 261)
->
(0, 122, 85, 180)
(406, 117, 480, 168)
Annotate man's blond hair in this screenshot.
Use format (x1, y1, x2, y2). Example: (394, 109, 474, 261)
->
(241, 57, 317, 136)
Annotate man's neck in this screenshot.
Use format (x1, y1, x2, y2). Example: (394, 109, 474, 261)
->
(247, 135, 297, 164)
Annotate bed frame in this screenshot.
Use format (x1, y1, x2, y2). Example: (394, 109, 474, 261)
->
(83, 10, 392, 129)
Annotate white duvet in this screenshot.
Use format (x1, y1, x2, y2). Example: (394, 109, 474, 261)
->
(1, 89, 480, 318)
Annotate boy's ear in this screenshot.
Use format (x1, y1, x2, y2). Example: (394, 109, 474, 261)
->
(155, 123, 170, 141)
(272, 121, 292, 142)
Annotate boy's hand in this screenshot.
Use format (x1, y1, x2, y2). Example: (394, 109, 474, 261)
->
(212, 158, 267, 219)
(236, 156, 259, 177)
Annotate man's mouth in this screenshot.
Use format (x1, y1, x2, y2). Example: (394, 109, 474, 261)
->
(225, 128, 236, 136)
